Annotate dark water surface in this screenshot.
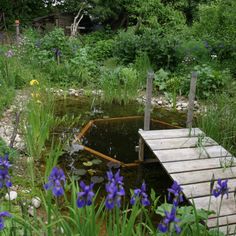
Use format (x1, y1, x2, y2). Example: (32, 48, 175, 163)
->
(55, 96, 186, 197)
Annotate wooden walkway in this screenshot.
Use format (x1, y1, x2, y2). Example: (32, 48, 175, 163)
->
(139, 128, 236, 235)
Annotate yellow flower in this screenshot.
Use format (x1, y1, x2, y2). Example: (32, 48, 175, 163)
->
(30, 80, 39, 86)
(31, 92, 40, 98)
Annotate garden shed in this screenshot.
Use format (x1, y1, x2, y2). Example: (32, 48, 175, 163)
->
(33, 12, 73, 34)
(33, 12, 93, 35)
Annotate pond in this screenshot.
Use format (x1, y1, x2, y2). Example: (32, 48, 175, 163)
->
(55, 95, 187, 198)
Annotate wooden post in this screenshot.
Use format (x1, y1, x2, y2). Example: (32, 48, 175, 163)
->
(144, 71, 154, 131)
(15, 20, 20, 45)
(186, 71, 197, 129)
(139, 71, 154, 162)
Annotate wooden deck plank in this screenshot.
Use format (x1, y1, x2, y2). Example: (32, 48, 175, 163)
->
(212, 224, 236, 235)
(139, 128, 203, 140)
(163, 156, 235, 173)
(154, 145, 231, 163)
(183, 179, 236, 198)
(208, 215, 236, 228)
(171, 167, 236, 185)
(192, 193, 236, 218)
(139, 127, 236, 231)
(145, 136, 216, 150)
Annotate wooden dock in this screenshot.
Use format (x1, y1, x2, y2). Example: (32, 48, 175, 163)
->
(139, 128, 236, 235)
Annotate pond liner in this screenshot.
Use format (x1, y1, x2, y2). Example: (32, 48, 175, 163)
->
(73, 116, 182, 168)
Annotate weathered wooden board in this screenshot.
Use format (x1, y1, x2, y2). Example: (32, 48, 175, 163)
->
(171, 167, 236, 185)
(145, 136, 216, 151)
(154, 145, 231, 163)
(139, 128, 203, 140)
(208, 215, 236, 228)
(183, 179, 236, 198)
(163, 157, 235, 174)
(139, 127, 236, 233)
(213, 224, 236, 235)
(193, 193, 236, 217)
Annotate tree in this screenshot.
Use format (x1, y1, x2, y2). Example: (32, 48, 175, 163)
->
(0, 0, 52, 28)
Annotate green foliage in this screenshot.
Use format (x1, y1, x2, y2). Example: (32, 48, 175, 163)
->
(0, 83, 15, 115)
(89, 39, 115, 62)
(129, 0, 186, 29)
(23, 86, 54, 161)
(134, 52, 152, 87)
(193, 64, 230, 99)
(193, 0, 236, 74)
(198, 91, 236, 156)
(0, 138, 18, 159)
(175, 39, 210, 65)
(100, 66, 140, 104)
(113, 29, 141, 64)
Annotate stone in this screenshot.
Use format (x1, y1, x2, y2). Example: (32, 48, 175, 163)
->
(157, 100, 163, 105)
(22, 189, 31, 194)
(181, 102, 188, 108)
(32, 197, 41, 208)
(28, 206, 34, 216)
(5, 191, 18, 201)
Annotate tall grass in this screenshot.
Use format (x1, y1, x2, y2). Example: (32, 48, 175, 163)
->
(100, 65, 141, 105)
(198, 92, 236, 155)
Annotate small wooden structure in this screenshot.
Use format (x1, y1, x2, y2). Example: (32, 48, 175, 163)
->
(33, 12, 92, 35)
(139, 128, 236, 235)
(33, 13, 73, 34)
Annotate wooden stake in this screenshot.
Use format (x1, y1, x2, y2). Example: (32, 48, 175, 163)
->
(139, 71, 154, 162)
(187, 71, 197, 129)
(144, 71, 154, 131)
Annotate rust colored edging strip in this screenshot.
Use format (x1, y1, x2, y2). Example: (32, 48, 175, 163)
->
(151, 118, 182, 129)
(74, 120, 94, 143)
(83, 146, 122, 164)
(83, 145, 140, 168)
(94, 116, 143, 122)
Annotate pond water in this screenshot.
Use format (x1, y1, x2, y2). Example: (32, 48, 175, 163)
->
(55, 96, 187, 198)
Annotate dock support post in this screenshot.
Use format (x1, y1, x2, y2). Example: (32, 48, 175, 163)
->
(187, 71, 197, 130)
(144, 71, 154, 131)
(139, 71, 154, 162)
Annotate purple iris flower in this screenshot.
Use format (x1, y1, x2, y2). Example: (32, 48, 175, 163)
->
(130, 181, 150, 206)
(52, 48, 62, 57)
(158, 207, 181, 234)
(0, 211, 11, 230)
(212, 178, 229, 199)
(44, 167, 66, 197)
(0, 169, 12, 189)
(105, 169, 125, 210)
(0, 154, 12, 189)
(77, 181, 95, 208)
(0, 155, 11, 169)
(168, 181, 183, 206)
